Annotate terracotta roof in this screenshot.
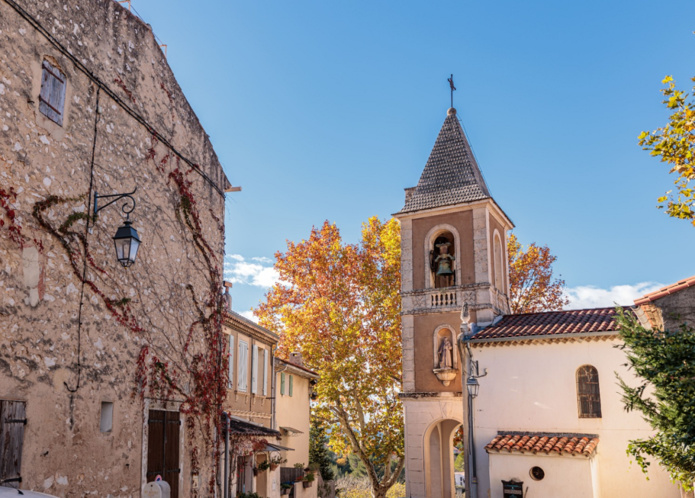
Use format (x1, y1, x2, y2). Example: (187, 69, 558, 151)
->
(276, 357, 319, 378)
(634, 276, 695, 305)
(397, 108, 490, 214)
(471, 307, 620, 341)
(485, 432, 599, 457)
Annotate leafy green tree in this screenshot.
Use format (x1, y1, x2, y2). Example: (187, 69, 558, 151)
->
(639, 76, 695, 225)
(310, 418, 336, 482)
(616, 309, 695, 488)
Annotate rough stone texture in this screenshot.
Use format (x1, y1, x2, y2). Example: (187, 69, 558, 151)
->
(0, 0, 229, 496)
(643, 285, 695, 332)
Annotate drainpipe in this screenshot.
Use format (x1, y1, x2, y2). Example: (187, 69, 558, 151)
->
(223, 411, 230, 498)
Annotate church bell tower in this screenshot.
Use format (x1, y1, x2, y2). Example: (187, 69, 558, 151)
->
(394, 107, 513, 498)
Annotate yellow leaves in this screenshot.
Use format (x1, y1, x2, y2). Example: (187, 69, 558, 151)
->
(508, 233, 568, 314)
(663, 75, 674, 84)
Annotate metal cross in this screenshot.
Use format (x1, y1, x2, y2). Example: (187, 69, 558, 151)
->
(448, 74, 456, 108)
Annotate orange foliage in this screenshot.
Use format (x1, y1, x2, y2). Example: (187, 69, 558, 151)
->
(256, 217, 404, 498)
(507, 233, 569, 314)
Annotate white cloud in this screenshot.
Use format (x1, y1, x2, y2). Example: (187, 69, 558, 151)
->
(224, 254, 280, 289)
(564, 282, 664, 310)
(238, 310, 259, 323)
(252, 256, 273, 264)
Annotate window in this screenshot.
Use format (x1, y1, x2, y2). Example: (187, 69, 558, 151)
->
(280, 372, 285, 395)
(262, 349, 268, 396)
(251, 345, 259, 394)
(0, 400, 26, 489)
(238, 340, 248, 392)
(577, 365, 601, 418)
(100, 402, 113, 432)
(228, 335, 235, 388)
(494, 231, 504, 291)
(289, 374, 294, 397)
(39, 59, 66, 126)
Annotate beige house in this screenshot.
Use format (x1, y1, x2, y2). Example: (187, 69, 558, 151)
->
(275, 354, 319, 498)
(0, 0, 232, 496)
(222, 295, 282, 497)
(396, 106, 680, 497)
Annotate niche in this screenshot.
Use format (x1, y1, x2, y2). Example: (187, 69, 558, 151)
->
(429, 232, 456, 288)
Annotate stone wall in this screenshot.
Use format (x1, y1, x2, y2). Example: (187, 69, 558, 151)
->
(0, 0, 229, 495)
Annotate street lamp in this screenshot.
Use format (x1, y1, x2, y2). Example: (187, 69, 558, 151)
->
(466, 376, 480, 398)
(92, 188, 141, 267)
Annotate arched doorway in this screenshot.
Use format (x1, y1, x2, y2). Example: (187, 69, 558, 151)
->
(424, 419, 462, 498)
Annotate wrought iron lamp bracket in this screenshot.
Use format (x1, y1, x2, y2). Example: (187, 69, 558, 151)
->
(92, 187, 137, 223)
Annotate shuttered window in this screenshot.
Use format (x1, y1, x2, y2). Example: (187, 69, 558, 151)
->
(280, 372, 285, 395)
(146, 410, 180, 498)
(0, 400, 26, 489)
(251, 345, 259, 394)
(238, 340, 248, 392)
(289, 375, 294, 397)
(577, 365, 602, 418)
(262, 349, 269, 396)
(39, 60, 66, 126)
(228, 335, 235, 389)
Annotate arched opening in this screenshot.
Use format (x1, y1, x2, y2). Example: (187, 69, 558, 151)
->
(424, 419, 463, 498)
(430, 231, 456, 288)
(493, 231, 504, 292)
(433, 326, 458, 370)
(576, 365, 602, 418)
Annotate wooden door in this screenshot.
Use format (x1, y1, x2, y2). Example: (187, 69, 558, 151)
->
(0, 400, 26, 488)
(147, 410, 180, 497)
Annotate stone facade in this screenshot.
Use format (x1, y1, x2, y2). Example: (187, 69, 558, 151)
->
(395, 108, 513, 498)
(0, 0, 230, 496)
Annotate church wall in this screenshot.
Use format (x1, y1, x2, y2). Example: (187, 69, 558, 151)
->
(650, 285, 695, 332)
(402, 395, 463, 498)
(413, 312, 461, 393)
(487, 452, 596, 498)
(469, 339, 680, 498)
(411, 211, 474, 290)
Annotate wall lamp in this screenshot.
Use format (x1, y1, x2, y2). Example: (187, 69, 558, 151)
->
(467, 360, 487, 398)
(92, 188, 141, 268)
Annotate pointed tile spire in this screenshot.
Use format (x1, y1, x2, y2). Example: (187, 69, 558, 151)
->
(399, 108, 490, 213)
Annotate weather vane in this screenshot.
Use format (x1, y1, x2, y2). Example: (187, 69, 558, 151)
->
(448, 74, 456, 108)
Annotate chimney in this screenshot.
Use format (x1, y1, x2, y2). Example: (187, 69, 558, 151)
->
(223, 281, 233, 312)
(404, 187, 415, 205)
(289, 352, 303, 367)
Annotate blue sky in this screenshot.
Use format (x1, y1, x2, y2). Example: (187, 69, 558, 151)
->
(131, 0, 695, 318)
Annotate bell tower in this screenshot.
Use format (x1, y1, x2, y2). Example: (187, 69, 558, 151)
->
(395, 107, 513, 498)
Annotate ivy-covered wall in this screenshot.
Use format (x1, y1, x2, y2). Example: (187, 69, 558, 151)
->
(0, 0, 230, 495)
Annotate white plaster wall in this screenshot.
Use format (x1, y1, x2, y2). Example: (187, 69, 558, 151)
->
(471, 339, 680, 498)
(488, 452, 595, 498)
(403, 395, 463, 498)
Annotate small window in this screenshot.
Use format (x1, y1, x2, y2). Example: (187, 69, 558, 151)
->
(530, 466, 545, 481)
(577, 365, 602, 418)
(281, 372, 285, 395)
(238, 340, 248, 392)
(289, 375, 294, 397)
(100, 402, 113, 433)
(39, 60, 66, 126)
(262, 349, 268, 396)
(251, 345, 259, 394)
(227, 335, 235, 388)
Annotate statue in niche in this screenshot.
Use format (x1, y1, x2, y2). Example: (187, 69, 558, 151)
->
(437, 337, 453, 369)
(430, 241, 455, 288)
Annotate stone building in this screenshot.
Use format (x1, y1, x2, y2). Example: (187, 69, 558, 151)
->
(0, 0, 231, 496)
(394, 107, 513, 498)
(396, 107, 680, 497)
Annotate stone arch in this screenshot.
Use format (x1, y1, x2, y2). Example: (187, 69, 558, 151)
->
(423, 418, 463, 498)
(493, 229, 504, 293)
(433, 325, 458, 370)
(424, 224, 461, 289)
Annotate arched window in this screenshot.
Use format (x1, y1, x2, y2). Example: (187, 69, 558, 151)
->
(430, 232, 456, 288)
(493, 231, 504, 292)
(576, 365, 601, 418)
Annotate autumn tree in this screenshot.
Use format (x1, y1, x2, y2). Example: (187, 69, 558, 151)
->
(507, 233, 568, 314)
(256, 218, 403, 498)
(639, 76, 695, 225)
(615, 309, 695, 489)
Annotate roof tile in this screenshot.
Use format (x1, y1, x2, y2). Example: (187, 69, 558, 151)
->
(398, 109, 490, 214)
(486, 432, 599, 457)
(634, 275, 695, 305)
(472, 307, 621, 341)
